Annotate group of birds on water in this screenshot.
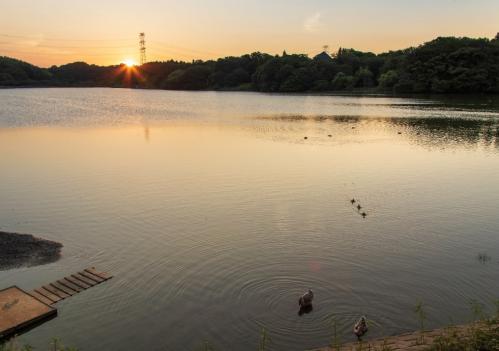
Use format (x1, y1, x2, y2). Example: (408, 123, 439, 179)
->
(298, 289, 369, 340)
(351, 198, 367, 218)
(302, 129, 406, 141)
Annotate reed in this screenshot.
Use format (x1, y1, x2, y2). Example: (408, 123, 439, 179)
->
(330, 315, 342, 351)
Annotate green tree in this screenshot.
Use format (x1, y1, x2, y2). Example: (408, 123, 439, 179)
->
(331, 72, 355, 90)
(378, 70, 399, 89)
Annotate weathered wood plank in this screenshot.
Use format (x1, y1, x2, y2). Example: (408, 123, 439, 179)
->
(42, 285, 69, 299)
(79, 270, 104, 283)
(57, 279, 83, 292)
(50, 282, 76, 296)
(28, 290, 55, 306)
(71, 273, 97, 287)
(0, 287, 57, 341)
(84, 267, 112, 280)
(34, 288, 61, 304)
(64, 275, 91, 289)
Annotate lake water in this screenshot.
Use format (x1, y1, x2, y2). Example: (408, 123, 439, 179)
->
(1, 88, 498, 351)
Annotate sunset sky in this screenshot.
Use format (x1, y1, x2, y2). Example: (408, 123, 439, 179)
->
(1, 0, 499, 67)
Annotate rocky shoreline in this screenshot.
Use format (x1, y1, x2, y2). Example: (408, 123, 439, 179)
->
(0, 231, 62, 271)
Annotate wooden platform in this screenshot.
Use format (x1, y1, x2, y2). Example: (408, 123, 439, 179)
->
(0, 286, 56, 340)
(0, 267, 112, 341)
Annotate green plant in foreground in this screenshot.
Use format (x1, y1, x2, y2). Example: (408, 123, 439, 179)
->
(494, 299, 499, 318)
(469, 299, 485, 321)
(258, 328, 270, 351)
(0, 338, 32, 351)
(427, 322, 499, 351)
(414, 300, 427, 345)
(200, 340, 215, 351)
(330, 315, 342, 351)
(0, 338, 76, 351)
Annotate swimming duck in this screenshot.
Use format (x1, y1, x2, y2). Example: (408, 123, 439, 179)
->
(350, 199, 356, 204)
(357, 204, 362, 210)
(354, 316, 368, 339)
(361, 212, 367, 218)
(304, 137, 308, 140)
(298, 289, 314, 308)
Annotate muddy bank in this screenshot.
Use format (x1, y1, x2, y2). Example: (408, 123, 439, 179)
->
(0, 231, 62, 271)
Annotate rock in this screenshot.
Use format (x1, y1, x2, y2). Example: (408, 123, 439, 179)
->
(0, 231, 62, 271)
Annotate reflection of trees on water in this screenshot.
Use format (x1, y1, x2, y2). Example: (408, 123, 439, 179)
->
(389, 117, 499, 150)
(253, 114, 499, 150)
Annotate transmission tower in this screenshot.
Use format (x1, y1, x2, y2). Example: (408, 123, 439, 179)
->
(139, 32, 146, 65)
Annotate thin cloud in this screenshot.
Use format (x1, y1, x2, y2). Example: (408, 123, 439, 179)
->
(304, 12, 322, 33)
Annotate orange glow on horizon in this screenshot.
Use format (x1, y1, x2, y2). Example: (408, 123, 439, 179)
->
(122, 59, 137, 67)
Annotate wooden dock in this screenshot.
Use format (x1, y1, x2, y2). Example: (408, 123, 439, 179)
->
(0, 267, 112, 341)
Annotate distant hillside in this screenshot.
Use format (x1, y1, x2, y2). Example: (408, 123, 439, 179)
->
(2, 35, 499, 93)
(0, 56, 52, 86)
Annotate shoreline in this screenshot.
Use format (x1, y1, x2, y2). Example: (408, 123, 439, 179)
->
(312, 320, 499, 351)
(0, 231, 62, 271)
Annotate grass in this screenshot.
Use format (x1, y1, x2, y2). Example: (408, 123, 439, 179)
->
(330, 316, 342, 351)
(422, 298, 499, 351)
(426, 318, 499, 351)
(258, 328, 270, 351)
(414, 300, 427, 345)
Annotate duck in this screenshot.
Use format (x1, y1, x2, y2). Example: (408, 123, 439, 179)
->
(361, 212, 367, 218)
(328, 134, 332, 137)
(354, 316, 368, 339)
(350, 199, 356, 204)
(304, 136, 308, 140)
(357, 204, 362, 210)
(298, 289, 314, 308)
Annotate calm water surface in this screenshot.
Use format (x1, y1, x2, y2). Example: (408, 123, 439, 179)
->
(1, 89, 498, 351)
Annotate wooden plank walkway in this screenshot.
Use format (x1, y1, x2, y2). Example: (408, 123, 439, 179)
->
(0, 267, 112, 341)
(29, 267, 112, 305)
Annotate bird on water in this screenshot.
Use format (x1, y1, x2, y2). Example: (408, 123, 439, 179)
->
(351, 198, 356, 204)
(354, 316, 368, 340)
(357, 204, 362, 210)
(298, 289, 314, 308)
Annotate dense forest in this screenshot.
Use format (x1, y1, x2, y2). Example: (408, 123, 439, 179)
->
(1, 35, 499, 93)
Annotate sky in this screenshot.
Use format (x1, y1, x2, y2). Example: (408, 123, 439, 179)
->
(1, 0, 498, 67)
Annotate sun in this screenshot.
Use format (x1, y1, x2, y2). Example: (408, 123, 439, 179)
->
(122, 59, 137, 67)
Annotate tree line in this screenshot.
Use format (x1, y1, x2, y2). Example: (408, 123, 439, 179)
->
(1, 35, 499, 94)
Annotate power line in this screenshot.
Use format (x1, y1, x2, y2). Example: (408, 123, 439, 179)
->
(149, 40, 221, 56)
(1, 48, 132, 57)
(0, 33, 134, 42)
(1, 32, 226, 58)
